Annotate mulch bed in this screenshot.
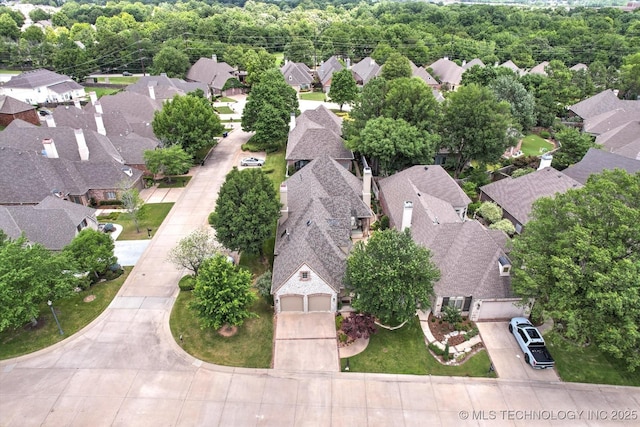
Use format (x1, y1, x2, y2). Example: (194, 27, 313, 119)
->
(427, 313, 475, 346)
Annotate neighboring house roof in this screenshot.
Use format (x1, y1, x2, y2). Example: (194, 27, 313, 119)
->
(281, 61, 314, 87)
(48, 81, 84, 94)
(428, 58, 464, 87)
(0, 196, 96, 250)
(272, 155, 373, 293)
(0, 95, 35, 114)
(316, 56, 343, 86)
(596, 121, 640, 160)
(479, 167, 582, 225)
(583, 109, 640, 135)
(500, 60, 522, 74)
(351, 57, 381, 85)
(462, 58, 485, 70)
(528, 61, 549, 76)
(567, 89, 630, 120)
(570, 63, 588, 71)
(126, 75, 208, 100)
(563, 148, 640, 184)
(378, 166, 511, 299)
(186, 58, 237, 91)
(2, 69, 78, 90)
(410, 61, 439, 87)
(286, 105, 352, 162)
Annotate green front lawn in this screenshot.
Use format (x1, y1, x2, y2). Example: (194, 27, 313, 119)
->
(97, 202, 174, 240)
(170, 290, 273, 368)
(94, 76, 138, 84)
(520, 134, 554, 157)
(300, 92, 327, 101)
(157, 176, 191, 188)
(217, 96, 236, 103)
(83, 87, 121, 98)
(546, 332, 640, 386)
(0, 268, 130, 360)
(341, 316, 495, 377)
(214, 106, 234, 114)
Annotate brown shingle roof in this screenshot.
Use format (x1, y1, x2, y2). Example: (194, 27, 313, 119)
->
(281, 62, 313, 87)
(286, 105, 352, 162)
(480, 167, 582, 225)
(429, 58, 464, 87)
(186, 58, 236, 90)
(0, 95, 35, 114)
(351, 57, 381, 85)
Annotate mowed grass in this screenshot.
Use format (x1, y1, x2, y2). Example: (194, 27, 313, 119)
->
(214, 106, 234, 114)
(95, 76, 138, 84)
(300, 92, 327, 101)
(170, 290, 273, 368)
(83, 86, 121, 98)
(0, 268, 130, 360)
(520, 134, 554, 156)
(341, 316, 495, 377)
(546, 332, 640, 386)
(98, 203, 174, 240)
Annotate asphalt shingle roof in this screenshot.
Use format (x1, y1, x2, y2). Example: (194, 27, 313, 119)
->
(126, 75, 208, 100)
(281, 62, 313, 87)
(428, 58, 464, 87)
(2, 69, 74, 89)
(480, 167, 582, 225)
(351, 57, 381, 85)
(0, 95, 35, 114)
(186, 58, 236, 90)
(286, 105, 352, 162)
(568, 89, 640, 120)
(563, 148, 640, 184)
(596, 121, 640, 160)
(317, 56, 343, 85)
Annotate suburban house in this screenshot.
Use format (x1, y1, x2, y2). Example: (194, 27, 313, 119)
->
(479, 166, 582, 234)
(281, 61, 314, 92)
(410, 61, 439, 88)
(428, 57, 464, 91)
(0, 120, 143, 206)
(350, 57, 381, 86)
(286, 105, 353, 171)
(125, 75, 209, 100)
(527, 61, 549, 76)
(0, 95, 39, 126)
(499, 60, 522, 75)
(0, 69, 85, 105)
(462, 58, 485, 70)
(570, 63, 588, 72)
(316, 55, 344, 93)
(271, 155, 374, 313)
(378, 165, 529, 321)
(186, 56, 245, 96)
(563, 148, 640, 184)
(0, 196, 98, 250)
(568, 89, 640, 160)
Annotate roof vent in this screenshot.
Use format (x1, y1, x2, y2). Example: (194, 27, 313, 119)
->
(306, 219, 312, 226)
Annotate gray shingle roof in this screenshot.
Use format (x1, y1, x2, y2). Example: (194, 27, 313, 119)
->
(568, 89, 634, 120)
(563, 148, 640, 184)
(126, 75, 209, 100)
(500, 60, 522, 74)
(280, 62, 313, 87)
(378, 166, 511, 299)
(528, 61, 549, 76)
(462, 58, 485, 70)
(186, 58, 236, 90)
(2, 69, 74, 89)
(584, 109, 640, 135)
(410, 63, 438, 87)
(286, 105, 353, 162)
(0, 95, 35, 114)
(351, 57, 381, 85)
(272, 155, 373, 293)
(480, 167, 582, 225)
(316, 56, 343, 85)
(428, 58, 464, 86)
(570, 63, 588, 71)
(596, 121, 640, 160)
(48, 80, 83, 94)
(0, 196, 97, 250)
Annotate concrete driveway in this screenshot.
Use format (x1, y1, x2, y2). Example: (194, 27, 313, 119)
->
(478, 321, 560, 381)
(273, 312, 339, 372)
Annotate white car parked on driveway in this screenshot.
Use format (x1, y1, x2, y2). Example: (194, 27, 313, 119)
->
(240, 157, 265, 167)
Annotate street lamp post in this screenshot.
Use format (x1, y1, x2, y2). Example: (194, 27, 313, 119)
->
(47, 300, 64, 336)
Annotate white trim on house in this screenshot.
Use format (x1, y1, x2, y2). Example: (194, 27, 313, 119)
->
(273, 263, 337, 313)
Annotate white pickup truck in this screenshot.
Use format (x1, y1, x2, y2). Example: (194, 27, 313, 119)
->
(509, 317, 555, 369)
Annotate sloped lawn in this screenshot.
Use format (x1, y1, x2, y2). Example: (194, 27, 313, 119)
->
(341, 316, 495, 377)
(520, 134, 555, 156)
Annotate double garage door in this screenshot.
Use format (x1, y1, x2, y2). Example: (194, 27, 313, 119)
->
(280, 294, 331, 312)
(476, 300, 526, 321)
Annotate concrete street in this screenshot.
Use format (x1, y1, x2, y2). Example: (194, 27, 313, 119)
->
(1, 99, 639, 426)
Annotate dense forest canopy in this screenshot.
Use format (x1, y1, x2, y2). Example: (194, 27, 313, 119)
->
(1, 1, 638, 77)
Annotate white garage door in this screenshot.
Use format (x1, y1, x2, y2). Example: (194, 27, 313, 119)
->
(280, 295, 304, 312)
(477, 300, 526, 321)
(308, 294, 332, 312)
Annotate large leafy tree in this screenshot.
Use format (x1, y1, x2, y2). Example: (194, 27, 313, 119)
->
(62, 229, 117, 280)
(0, 233, 78, 332)
(152, 94, 224, 159)
(343, 76, 387, 142)
(209, 168, 280, 258)
(345, 229, 440, 325)
(348, 117, 438, 175)
(149, 46, 190, 78)
(380, 52, 412, 80)
(251, 103, 289, 152)
(168, 227, 222, 277)
(440, 84, 512, 178)
(383, 77, 440, 133)
(329, 68, 358, 111)
(190, 255, 255, 330)
(120, 187, 145, 234)
(143, 145, 192, 182)
(491, 75, 537, 132)
(242, 68, 297, 136)
(551, 127, 598, 170)
(283, 37, 314, 67)
(242, 48, 276, 86)
(620, 52, 640, 100)
(510, 170, 640, 371)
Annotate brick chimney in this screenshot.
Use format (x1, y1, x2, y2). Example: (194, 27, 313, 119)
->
(95, 114, 106, 135)
(45, 115, 55, 128)
(401, 201, 413, 231)
(74, 129, 89, 161)
(279, 182, 288, 225)
(362, 167, 372, 208)
(42, 138, 59, 159)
